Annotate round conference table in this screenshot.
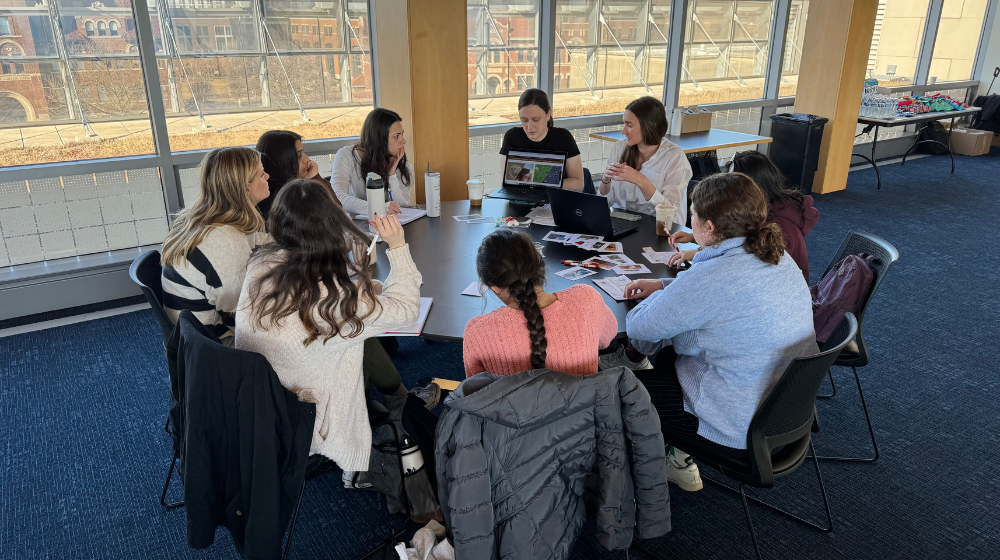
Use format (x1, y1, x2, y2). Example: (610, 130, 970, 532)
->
(368, 198, 681, 342)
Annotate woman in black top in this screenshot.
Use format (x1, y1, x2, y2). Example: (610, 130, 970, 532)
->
(499, 88, 585, 191)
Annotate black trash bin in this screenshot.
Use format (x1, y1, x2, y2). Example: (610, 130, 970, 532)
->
(768, 113, 829, 194)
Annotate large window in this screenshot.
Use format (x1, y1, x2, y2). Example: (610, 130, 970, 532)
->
(779, 0, 808, 97)
(157, 0, 373, 153)
(0, 1, 156, 167)
(867, 0, 931, 85)
(930, 0, 989, 83)
(552, 0, 670, 118)
(468, 1, 541, 125)
(680, 0, 775, 104)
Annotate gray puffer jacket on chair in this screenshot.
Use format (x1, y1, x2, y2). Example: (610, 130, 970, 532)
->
(434, 367, 670, 560)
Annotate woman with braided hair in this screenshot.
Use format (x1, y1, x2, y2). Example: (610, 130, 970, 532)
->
(463, 229, 618, 378)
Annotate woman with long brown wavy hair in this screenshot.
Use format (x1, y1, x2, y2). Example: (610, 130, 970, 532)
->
(602, 172, 817, 494)
(234, 179, 421, 475)
(160, 146, 270, 345)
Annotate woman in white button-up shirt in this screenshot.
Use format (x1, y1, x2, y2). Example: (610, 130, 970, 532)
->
(600, 97, 693, 229)
(331, 108, 414, 216)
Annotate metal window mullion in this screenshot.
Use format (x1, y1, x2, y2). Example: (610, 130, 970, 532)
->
(131, 0, 181, 215)
(368, 0, 382, 108)
(759, 0, 791, 140)
(972, 0, 999, 83)
(538, 0, 557, 99)
(763, 0, 790, 100)
(663, 0, 687, 109)
(914, 0, 944, 86)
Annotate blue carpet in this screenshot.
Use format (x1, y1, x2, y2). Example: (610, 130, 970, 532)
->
(2, 151, 999, 559)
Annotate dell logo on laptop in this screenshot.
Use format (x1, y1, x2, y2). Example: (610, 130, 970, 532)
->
(575, 209, 583, 217)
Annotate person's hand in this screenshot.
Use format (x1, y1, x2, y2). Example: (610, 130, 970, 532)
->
(668, 250, 697, 268)
(386, 200, 402, 215)
(624, 279, 664, 300)
(669, 231, 695, 250)
(388, 146, 405, 176)
(604, 162, 645, 186)
(303, 158, 319, 179)
(372, 212, 405, 249)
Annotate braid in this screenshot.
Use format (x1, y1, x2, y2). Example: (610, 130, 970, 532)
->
(511, 279, 547, 369)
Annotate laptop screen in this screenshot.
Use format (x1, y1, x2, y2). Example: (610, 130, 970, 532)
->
(504, 150, 567, 188)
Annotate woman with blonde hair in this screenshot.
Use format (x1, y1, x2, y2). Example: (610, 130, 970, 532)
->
(160, 146, 270, 345)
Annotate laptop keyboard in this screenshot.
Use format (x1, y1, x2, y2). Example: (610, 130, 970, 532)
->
(493, 187, 549, 202)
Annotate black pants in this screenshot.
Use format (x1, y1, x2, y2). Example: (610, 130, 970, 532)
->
(363, 338, 403, 395)
(634, 347, 747, 461)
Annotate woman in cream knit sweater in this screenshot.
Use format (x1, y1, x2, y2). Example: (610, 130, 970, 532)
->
(235, 179, 421, 471)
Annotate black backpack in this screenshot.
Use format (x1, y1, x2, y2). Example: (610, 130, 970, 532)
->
(916, 121, 952, 155)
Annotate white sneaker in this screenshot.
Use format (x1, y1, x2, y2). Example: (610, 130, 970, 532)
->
(667, 447, 703, 492)
(342, 470, 373, 490)
(598, 346, 652, 371)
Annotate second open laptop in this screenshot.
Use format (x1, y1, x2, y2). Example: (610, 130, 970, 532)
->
(546, 188, 640, 239)
(487, 148, 567, 204)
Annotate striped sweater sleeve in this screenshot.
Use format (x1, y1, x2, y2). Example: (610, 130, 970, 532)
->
(161, 226, 261, 339)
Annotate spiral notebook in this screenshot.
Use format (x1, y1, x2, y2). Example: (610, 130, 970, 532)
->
(384, 297, 433, 336)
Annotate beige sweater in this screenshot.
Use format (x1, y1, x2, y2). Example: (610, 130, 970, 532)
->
(234, 245, 422, 470)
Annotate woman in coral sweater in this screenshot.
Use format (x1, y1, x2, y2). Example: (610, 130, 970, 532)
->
(463, 229, 619, 377)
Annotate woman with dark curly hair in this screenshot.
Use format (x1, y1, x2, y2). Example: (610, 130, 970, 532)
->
(462, 229, 617, 377)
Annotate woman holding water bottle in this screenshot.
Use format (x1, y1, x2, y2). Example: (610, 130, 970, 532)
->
(332, 108, 414, 216)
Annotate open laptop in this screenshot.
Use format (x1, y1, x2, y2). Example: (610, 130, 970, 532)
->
(488, 148, 567, 204)
(546, 188, 640, 239)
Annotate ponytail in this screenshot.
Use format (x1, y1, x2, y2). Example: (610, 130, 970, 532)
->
(510, 279, 547, 369)
(691, 172, 787, 265)
(744, 222, 785, 265)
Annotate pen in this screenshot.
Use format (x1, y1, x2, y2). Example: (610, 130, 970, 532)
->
(367, 221, 380, 255)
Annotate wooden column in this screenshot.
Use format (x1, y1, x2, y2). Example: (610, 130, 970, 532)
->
(407, 0, 470, 202)
(794, 0, 880, 194)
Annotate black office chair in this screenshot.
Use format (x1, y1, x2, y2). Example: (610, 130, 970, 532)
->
(583, 168, 596, 194)
(128, 250, 175, 347)
(814, 230, 899, 463)
(128, 249, 184, 509)
(655, 315, 858, 560)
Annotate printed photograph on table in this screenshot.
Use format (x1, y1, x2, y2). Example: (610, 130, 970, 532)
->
(453, 214, 483, 221)
(614, 264, 651, 274)
(543, 231, 574, 242)
(597, 254, 632, 265)
(556, 267, 598, 280)
(582, 256, 622, 270)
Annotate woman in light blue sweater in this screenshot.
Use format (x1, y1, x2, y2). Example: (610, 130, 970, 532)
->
(605, 172, 817, 492)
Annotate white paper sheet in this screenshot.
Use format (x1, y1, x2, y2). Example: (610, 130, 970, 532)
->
(593, 275, 631, 301)
(461, 282, 484, 297)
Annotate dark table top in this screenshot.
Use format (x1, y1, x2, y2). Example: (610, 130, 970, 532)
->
(367, 199, 681, 341)
(857, 106, 981, 127)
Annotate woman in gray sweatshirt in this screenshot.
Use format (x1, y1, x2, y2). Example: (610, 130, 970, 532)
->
(608, 172, 817, 492)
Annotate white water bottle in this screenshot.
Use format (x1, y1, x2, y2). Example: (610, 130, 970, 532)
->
(366, 172, 386, 223)
(425, 172, 441, 217)
(670, 106, 684, 136)
(399, 436, 424, 475)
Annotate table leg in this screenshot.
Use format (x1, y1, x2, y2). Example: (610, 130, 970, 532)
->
(948, 117, 956, 173)
(871, 125, 881, 190)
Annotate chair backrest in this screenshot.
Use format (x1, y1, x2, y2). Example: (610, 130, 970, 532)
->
(821, 230, 898, 361)
(128, 249, 175, 346)
(745, 314, 857, 482)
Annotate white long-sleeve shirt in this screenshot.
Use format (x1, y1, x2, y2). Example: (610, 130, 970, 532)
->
(331, 145, 415, 216)
(602, 137, 692, 229)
